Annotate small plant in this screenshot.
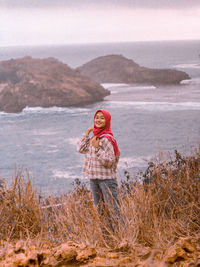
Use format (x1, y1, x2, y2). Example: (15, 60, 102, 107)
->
(0, 169, 43, 240)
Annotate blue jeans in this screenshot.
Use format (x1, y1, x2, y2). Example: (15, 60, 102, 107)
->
(90, 179, 121, 232)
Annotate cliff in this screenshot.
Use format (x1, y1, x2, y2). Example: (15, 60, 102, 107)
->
(77, 54, 190, 85)
(0, 57, 109, 113)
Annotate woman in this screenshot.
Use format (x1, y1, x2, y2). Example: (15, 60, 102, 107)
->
(77, 109, 121, 232)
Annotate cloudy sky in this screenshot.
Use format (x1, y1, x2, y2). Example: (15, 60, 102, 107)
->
(0, 0, 200, 46)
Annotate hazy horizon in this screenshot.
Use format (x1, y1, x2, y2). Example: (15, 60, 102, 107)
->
(1, 39, 200, 49)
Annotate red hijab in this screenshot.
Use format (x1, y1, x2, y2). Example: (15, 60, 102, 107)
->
(93, 109, 120, 157)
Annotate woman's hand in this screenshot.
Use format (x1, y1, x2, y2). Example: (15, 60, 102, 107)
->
(91, 136, 99, 148)
(86, 126, 93, 136)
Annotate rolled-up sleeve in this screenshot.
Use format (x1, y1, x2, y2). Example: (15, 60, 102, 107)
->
(77, 133, 90, 154)
(96, 138, 116, 168)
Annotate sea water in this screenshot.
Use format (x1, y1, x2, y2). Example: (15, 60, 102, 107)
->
(0, 41, 200, 195)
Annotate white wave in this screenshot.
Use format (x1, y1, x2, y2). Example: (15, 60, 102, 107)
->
(133, 85, 156, 90)
(32, 130, 58, 136)
(66, 165, 82, 170)
(65, 137, 80, 146)
(173, 63, 200, 69)
(0, 106, 90, 117)
(52, 170, 72, 179)
(46, 149, 59, 153)
(110, 85, 156, 94)
(181, 77, 200, 85)
(0, 111, 22, 118)
(107, 101, 200, 111)
(101, 83, 129, 89)
(22, 106, 90, 114)
(0, 111, 7, 117)
(118, 155, 153, 169)
(110, 90, 120, 94)
(102, 83, 156, 92)
(52, 168, 85, 180)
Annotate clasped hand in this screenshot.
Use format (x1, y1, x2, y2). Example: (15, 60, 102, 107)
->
(91, 136, 99, 148)
(86, 126, 99, 148)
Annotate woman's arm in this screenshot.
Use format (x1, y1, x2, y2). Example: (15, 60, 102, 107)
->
(77, 126, 93, 154)
(77, 133, 90, 154)
(95, 138, 116, 168)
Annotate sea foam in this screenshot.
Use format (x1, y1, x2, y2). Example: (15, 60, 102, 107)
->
(22, 106, 90, 114)
(106, 101, 200, 111)
(101, 83, 129, 89)
(118, 155, 153, 169)
(181, 78, 200, 85)
(66, 137, 80, 146)
(173, 63, 200, 69)
(52, 170, 73, 179)
(102, 83, 156, 91)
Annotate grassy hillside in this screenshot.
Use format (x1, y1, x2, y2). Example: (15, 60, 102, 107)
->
(0, 147, 199, 266)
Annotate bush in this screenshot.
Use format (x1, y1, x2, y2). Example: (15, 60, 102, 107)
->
(0, 148, 199, 253)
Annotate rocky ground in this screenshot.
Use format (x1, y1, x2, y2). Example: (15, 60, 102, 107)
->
(0, 237, 200, 266)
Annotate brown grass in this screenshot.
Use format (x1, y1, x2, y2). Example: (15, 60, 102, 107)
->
(0, 147, 200, 265)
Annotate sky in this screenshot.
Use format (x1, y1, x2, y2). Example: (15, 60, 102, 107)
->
(0, 0, 200, 46)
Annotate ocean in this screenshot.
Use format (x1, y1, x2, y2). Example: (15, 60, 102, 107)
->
(0, 40, 200, 195)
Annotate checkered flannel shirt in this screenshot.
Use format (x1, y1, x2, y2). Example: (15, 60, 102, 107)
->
(77, 133, 119, 180)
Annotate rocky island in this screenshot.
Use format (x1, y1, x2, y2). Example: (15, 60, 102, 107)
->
(77, 54, 190, 84)
(0, 57, 109, 113)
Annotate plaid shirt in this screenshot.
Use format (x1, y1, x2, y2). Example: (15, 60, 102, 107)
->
(77, 133, 119, 180)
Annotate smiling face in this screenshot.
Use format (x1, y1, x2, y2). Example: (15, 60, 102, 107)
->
(94, 111, 106, 129)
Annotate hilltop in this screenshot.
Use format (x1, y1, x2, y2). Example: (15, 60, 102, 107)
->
(77, 54, 190, 85)
(0, 148, 199, 266)
(0, 57, 109, 113)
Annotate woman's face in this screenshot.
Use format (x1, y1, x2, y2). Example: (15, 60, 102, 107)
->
(94, 111, 106, 128)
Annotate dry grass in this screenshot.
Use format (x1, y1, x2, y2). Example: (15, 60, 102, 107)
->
(0, 147, 200, 265)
